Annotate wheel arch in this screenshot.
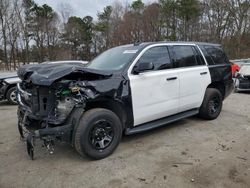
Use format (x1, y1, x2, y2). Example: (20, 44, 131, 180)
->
(85, 99, 128, 130)
(4, 84, 16, 98)
(207, 81, 225, 99)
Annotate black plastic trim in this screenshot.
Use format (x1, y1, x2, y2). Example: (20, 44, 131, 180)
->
(125, 109, 199, 135)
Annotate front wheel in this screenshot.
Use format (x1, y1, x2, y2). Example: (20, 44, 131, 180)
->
(198, 88, 223, 120)
(74, 108, 122, 160)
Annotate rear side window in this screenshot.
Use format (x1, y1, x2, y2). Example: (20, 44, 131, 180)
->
(199, 46, 214, 65)
(172, 46, 200, 68)
(138, 46, 173, 70)
(203, 45, 229, 65)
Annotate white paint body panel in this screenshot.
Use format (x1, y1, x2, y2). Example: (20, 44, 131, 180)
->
(129, 69, 179, 126)
(128, 43, 211, 126)
(178, 66, 211, 112)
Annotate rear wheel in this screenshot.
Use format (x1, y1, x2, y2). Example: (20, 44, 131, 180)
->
(74, 108, 122, 160)
(6, 87, 17, 105)
(199, 88, 223, 120)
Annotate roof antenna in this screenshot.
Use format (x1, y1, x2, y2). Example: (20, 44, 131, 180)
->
(134, 40, 141, 46)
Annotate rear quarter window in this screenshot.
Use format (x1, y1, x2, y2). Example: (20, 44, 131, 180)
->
(202, 45, 229, 65)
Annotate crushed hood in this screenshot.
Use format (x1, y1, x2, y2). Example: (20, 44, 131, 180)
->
(18, 63, 112, 86)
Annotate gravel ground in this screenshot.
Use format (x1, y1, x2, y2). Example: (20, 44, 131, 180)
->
(0, 92, 250, 188)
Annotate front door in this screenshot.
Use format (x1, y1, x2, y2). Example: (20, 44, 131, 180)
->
(128, 45, 179, 126)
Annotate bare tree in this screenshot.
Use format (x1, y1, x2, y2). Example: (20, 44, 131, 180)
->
(0, 0, 10, 69)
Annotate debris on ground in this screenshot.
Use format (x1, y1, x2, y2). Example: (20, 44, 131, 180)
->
(138, 178, 146, 182)
(236, 156, 247, 161)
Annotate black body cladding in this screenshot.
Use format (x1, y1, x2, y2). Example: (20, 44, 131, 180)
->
(199, 44, 233, 98)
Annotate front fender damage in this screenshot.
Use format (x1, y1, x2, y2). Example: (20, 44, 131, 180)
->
(17, 63, 125, 160)
(17, 65, 112, 159)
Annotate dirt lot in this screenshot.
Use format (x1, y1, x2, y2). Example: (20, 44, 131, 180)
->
(0, 93, 250, 188)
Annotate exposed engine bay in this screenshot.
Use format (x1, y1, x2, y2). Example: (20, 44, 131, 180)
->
(17, 63, 115, 159)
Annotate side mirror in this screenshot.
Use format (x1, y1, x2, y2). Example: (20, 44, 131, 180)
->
(133, 62, 154, 74)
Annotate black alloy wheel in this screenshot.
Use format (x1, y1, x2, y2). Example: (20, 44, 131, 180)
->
(89, 119, 114, 150)
(208, 96, 221, 115)
(74, 108, 122, 160)
(199, 88, 223, 120)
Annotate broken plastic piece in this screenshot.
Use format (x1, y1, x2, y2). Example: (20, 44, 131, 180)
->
(26, 134, 35, 160)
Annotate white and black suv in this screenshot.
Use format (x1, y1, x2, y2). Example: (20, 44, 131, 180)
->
(17, 42, 233, 160)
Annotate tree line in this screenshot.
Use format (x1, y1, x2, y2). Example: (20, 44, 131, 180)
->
(0, 0, 249, 70)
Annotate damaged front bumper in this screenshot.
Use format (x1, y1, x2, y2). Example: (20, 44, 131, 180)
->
(17, 83, 84, 160)
(25, 124, 72, 160)
(17, 105, 74, 160)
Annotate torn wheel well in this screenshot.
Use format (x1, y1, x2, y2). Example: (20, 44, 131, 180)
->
(85, 100, 127, 130)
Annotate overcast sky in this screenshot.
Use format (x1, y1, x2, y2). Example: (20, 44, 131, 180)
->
(34, 0, 156, 20)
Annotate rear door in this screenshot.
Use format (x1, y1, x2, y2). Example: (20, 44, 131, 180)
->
(128, 45, 179, 126)
(170, 45, 211, 112)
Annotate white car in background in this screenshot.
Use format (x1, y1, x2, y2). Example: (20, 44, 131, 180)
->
(235, 63, 250, 92)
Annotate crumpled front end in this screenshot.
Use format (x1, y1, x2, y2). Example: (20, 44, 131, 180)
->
(17, 78, 95, 159)
(16, 62, 117, 159)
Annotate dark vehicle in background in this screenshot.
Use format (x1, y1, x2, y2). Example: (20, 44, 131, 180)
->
(0, 72, 20, 104)
(235, 63, 250, 92)
(17, 42, 233, 160)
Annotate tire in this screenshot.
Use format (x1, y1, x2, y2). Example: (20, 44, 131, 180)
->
(74, 108, 122, 160)
(198, 88, 223, 120)
(6, 87, 17, 105)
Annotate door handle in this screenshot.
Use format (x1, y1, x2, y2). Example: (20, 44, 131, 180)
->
(166, 77, 177, 81)
(200, 72, 208, 75)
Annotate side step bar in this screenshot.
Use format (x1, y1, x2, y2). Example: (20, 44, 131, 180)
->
(125, 109, 199, 135)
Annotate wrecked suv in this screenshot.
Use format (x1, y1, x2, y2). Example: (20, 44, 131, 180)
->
(17, 42, 233, 160)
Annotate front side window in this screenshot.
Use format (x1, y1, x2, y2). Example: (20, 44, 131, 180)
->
(172, 46, 198, 68)
(137, 46, 173, 71)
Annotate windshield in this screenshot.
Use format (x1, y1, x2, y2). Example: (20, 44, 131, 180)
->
(86, 45, 140, 71)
